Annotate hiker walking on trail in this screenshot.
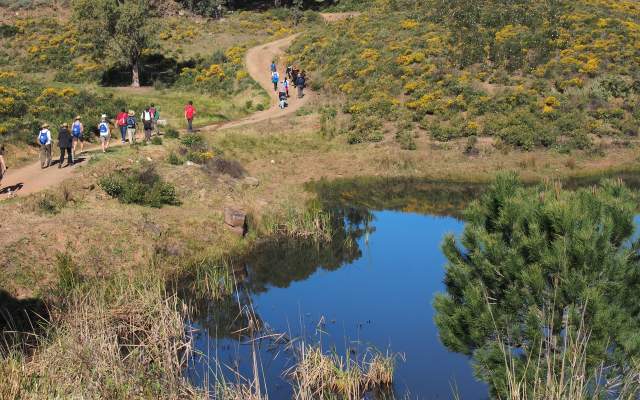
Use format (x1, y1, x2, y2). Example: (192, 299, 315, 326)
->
(98, 115, 111, 153)
(71, 116, 84, 162)
(278, 81, 287, 109)
(291, 66, 299, 87)
(270, 61, 277, 74)
(0, 145, 7, 190)
(284, 77, 290, 97)
(271, 71, 279, 92)
(58, 123, 73, 168)
(141, 107, 153, 142)
(149, 103, 159, 135)
(126, 110, 137, 145)
(37, 123, 52, 169)
(117, 108, 128, 143)
(184, 101, 196, 133)
(296, 72, 305, 99)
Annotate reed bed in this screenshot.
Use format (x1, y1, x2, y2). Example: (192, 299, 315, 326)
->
(289, 344, 395, 400)
(0, 277, 203, 399)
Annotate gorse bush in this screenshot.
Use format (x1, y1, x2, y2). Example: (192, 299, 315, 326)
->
(291, 0, 640, 149)
(99, 166, 179, 208)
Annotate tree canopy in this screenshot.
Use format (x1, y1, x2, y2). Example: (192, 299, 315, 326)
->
(434, 173, 640, 396)
(72, 0, 153, 87)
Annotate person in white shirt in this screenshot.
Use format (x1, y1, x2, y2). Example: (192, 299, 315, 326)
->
(98, 114, 111, 153)
(37, 123, 52, 168)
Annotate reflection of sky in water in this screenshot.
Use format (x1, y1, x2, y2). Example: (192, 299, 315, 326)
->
(188, 211, 488, 399)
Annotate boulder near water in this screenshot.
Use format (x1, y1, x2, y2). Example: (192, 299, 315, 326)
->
(224, 207, 247, 236)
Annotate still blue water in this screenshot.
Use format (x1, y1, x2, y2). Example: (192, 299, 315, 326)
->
(187, 210, 488, 399)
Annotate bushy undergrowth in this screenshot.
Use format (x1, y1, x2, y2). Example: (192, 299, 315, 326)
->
(0, 73, 124, 144)
(99, 165, 180, 208)
(292, 0, 640, 150)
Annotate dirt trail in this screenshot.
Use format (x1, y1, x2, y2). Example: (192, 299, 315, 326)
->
(0, 32, 313, 200)
(203, 34, 313, 131)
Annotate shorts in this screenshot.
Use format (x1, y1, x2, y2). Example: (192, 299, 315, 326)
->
(72, 134, 83, 141)
(100, 134, 110, 142)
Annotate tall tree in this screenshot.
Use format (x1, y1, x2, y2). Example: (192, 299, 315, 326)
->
(434, 173, 640, 397)
(72, 0, 153, 87)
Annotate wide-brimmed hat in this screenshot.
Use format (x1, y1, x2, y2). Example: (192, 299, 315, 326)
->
(128, 110, 135, 116)
(41, 123, 49, 128)
(62, 122, 69, 128)
(74, 115, 81, 120)
(101, 114, 107, 119)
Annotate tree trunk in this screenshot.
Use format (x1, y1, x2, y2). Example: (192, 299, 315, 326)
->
(131, 59, 140, 88)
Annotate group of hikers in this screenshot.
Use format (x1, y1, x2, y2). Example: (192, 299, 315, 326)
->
(0, 59, 306, 192)
(35, 103, 166, 170)
(270, 61, 306, 109)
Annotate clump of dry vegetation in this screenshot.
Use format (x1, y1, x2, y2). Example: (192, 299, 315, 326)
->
(289, 344, 395, 399)
(0, 275, 201, 399)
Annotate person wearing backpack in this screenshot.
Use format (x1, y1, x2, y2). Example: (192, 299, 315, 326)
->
(126, 110, 137, 145)
(149, 103, 158, 135)
(58, 123, 73, 168)
(184, 101, 196, 133)
(141, 107, 153, 142)
(284, 77, 290, 98)
(271, 71, 279, 92)
(98, 114, 111, 153)
(296, 73, 306, 99)
(71, 116, 84, 162)
(270, 61, 276, 74)
(37, 123, 52, 169)
(116, 108, 128, 143)
(153, 106, 160, 135)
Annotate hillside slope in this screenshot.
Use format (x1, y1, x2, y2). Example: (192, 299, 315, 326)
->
(291, 0, 640, 150)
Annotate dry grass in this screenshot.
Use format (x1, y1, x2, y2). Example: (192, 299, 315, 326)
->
(289, 344, 395, 400)
(0, 276, 203, 399)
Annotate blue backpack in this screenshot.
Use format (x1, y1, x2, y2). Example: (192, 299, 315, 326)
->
(99, 122, 108, 134)
(38, 130, 48, 145)
(72, 122, 81, 136)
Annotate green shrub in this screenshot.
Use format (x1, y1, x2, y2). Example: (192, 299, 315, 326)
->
(99, 166, 179, 208)
(151, 136, 163, 145)
(396, 130, 416, 150)
(180, 134, 204, 149)
(347, 115, 384, 144)
(164, 127, 179, 139)
(167, 152, 183, 165)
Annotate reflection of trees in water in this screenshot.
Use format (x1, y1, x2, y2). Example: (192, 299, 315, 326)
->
(308, 176, 485, 218)
(182, 177, 487, 338)
(180, 206, 373, 339)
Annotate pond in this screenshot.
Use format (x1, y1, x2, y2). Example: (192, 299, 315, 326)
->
(185, 181, 489, 398)
(184, 173, 640, 399)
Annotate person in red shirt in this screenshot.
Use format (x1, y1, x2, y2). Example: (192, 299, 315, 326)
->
(184, 101, 196, 133)
(116, 108, 128, 143)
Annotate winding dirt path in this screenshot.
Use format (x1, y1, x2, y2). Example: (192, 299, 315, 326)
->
(0, 11, 362, 200)
(0, 33, 313, 200)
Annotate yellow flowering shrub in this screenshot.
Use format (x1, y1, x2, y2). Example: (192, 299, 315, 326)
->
(400, 19, 418, 30)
